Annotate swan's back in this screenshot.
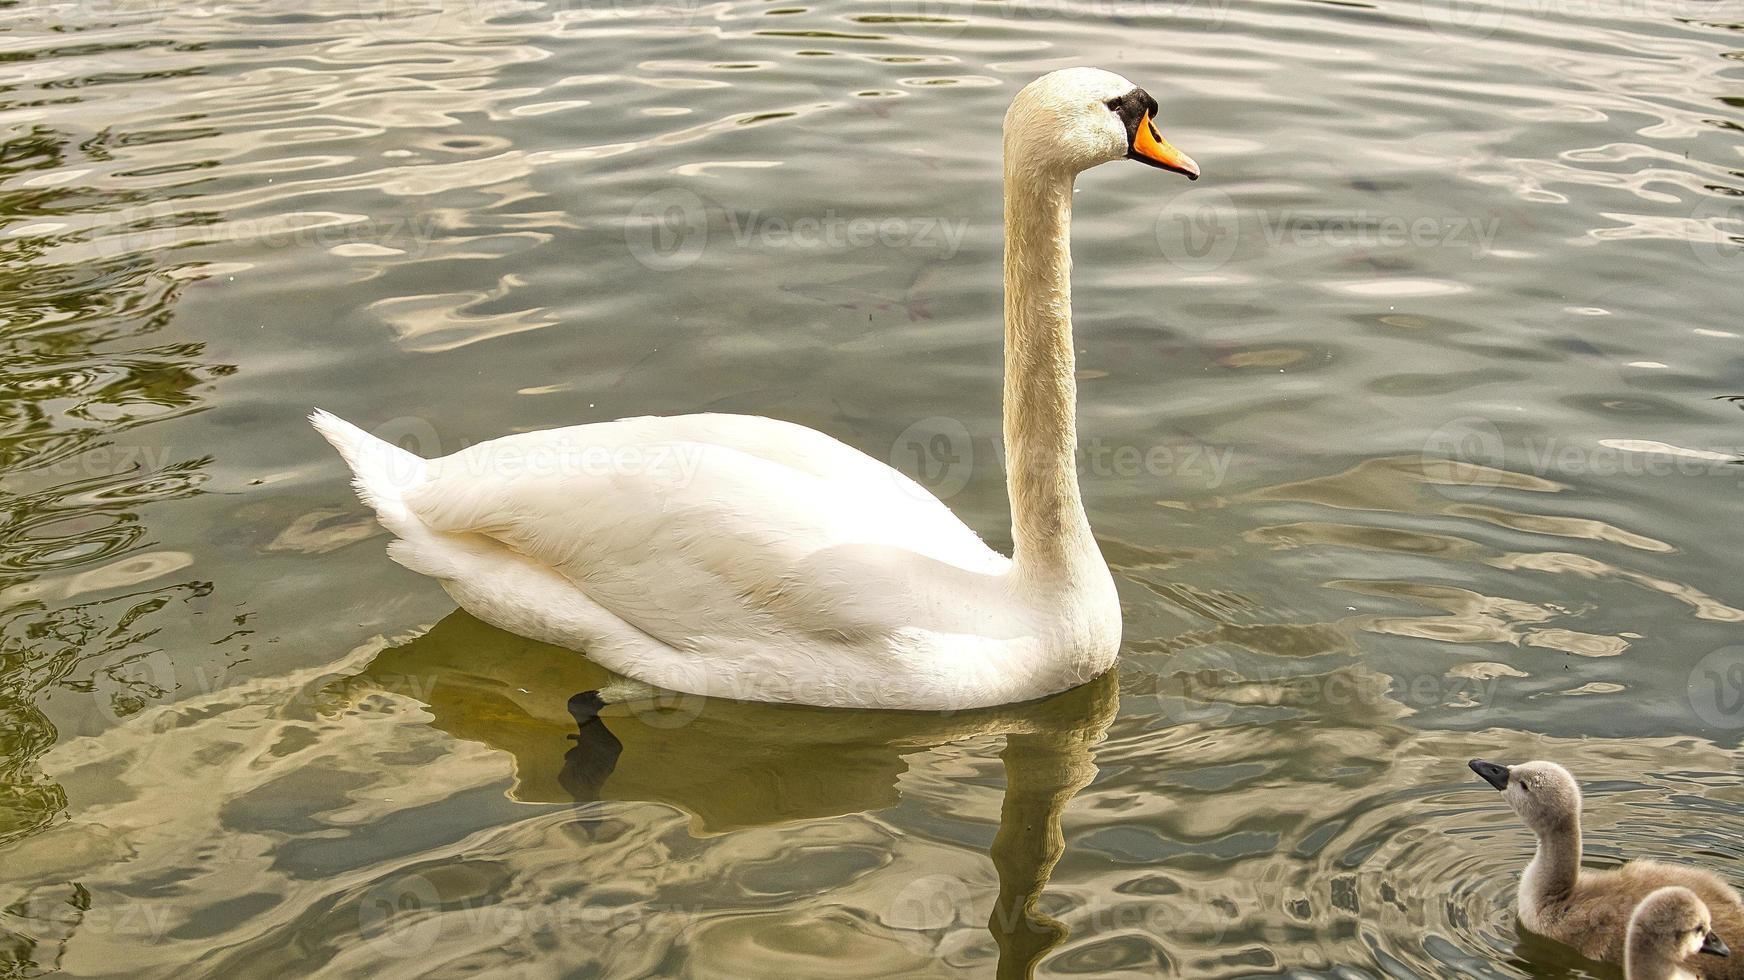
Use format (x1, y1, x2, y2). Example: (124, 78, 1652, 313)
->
(410, 413, 1008, 578)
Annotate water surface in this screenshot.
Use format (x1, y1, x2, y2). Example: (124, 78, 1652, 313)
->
(2, 0, 1743, 975)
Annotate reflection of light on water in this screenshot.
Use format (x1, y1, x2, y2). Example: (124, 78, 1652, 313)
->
(5, 609, 1744, 976)
(0, 0, 1741, 973)
(372, 284, 559, 354)
(0, 629, 1115, 976)
(1321, 278, 1470, 298)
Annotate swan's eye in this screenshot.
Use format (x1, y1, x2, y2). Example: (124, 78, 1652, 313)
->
(1102, 90, 1159, 127)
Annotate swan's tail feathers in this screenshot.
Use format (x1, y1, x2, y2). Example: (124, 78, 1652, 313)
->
(308, 409, 429, 531)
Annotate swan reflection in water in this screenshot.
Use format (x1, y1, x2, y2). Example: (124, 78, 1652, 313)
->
(355, 610, 1120, 977)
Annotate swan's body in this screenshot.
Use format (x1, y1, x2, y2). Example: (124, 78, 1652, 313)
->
(311, 410, 1107, 709)
(312, 68, 1200, 710)
(1471, 760, 1744, 977)
(1628, 888, 1732, 980)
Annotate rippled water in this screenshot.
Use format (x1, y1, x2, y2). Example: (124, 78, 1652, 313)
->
(2, 0, 1742, 975)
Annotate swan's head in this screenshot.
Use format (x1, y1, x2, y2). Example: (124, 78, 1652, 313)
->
(1629, 887, 1730, 966)
(1004, 67, 1199, 179)
(1469, 758, 1582, 833)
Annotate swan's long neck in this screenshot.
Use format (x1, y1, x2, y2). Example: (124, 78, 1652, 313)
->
(1002, 157, 1098, 585)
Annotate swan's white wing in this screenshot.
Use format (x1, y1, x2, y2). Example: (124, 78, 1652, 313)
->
(404, 414, 1009, 654)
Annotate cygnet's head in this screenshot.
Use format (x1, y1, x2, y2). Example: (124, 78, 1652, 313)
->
(1003, 67, 1199, 179)
(1469, 758, 1583, 833)
(1629, 886, 1730, 969)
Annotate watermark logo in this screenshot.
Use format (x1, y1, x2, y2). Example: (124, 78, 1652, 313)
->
(602, 0, 701, 19)
(357, 872, 444, 956)
(887, 0, 973, 40)
(1155, 647, 1243, 726)
(624, 188, 973, 272)
(1690, 192, 1744, 274)
(354, 0, 524, 41)
(885, 0, 1235, 38)
(23, 0, 177, 28)
(1689, 646, 1744, 730)
(1421, 415, 1507, 497)
(97, 650, 178, 724)
(891, 416, 975, 501)
(886, 873, 974, 953)
(90, 199, 182, 261)
(85, 204, 444, 262)
(370, 415, 444, 493)
(1081, 437, 1235, 487)
(622, 684, 709, 730)
(1158, 653, 1514, 720)
(625, 189, 710, 272)
(1154, 187, 1240, 273)
(618, 661, 711, 730)
(1257, 210, 1500, 256)
(1154, 193, 1503, 272)
(1421, 423, 1744, 497)
(355, 0, 449, 40)
(887, 419, 1238, 501)
(1418, 0, 1506, 40)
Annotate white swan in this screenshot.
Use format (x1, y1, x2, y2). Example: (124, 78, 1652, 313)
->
(311, 67, 1201, 711)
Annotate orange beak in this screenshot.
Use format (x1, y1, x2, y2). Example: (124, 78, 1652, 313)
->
(1129, 111, 1199, 179)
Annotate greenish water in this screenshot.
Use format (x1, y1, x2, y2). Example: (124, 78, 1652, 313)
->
(2, 0, 1742, 975)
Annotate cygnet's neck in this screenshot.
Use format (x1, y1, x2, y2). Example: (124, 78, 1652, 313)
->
(1626, 932, 1697, 980)
(1523, 816, 1582, 905)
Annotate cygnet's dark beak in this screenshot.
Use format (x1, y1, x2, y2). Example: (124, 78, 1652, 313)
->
(1702, 930, 1731, 958)
(1469, 759, 1511, 791)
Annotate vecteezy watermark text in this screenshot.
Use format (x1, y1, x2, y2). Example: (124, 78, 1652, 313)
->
(891, 417, 1238, 501)
(1154, 190, 1504, 272)
(625, 189, 969, 271)
(1423, 416, 1744, 498)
